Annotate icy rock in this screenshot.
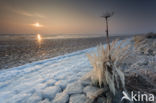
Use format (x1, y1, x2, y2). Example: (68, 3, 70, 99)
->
(53, 92, 69, 103)
(41, 86, 61, 100)
(9, 93, 31, 103)
(97, 97, 106, 103)
(64, 82, 83, 95)
(46, 79, 56, 87)
(134, 58, 148, 66)
(66, 75, 78, 83)
(79, 78, 91, 87)
(144, 48, 153, 55)
(35, 83, 47, 90)
(69, 94, 87, 103)
(39, 99, 51, 103)
(55, 80, 67, 90)
(79, 72, 92, 87)
(83, 86, 102, 99)
(121, 54, 138, 66)
(27, 93, 42, 103)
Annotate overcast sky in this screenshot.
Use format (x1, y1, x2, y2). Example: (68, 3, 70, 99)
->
(0, 0, 156, 36)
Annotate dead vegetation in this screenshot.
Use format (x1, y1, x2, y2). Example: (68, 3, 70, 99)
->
(134, 35, 145, 48)
(123, 34, 156, 102)
(87, 39, 130, 103)
(125, 72, 156, 95)
(87, 34, 156, 103)
(145, 32, 156, 39)
(134, 33, 156, 55)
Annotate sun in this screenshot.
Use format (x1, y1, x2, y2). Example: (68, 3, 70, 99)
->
(33, 22, 43, 27)
(35, 22, 40, 27)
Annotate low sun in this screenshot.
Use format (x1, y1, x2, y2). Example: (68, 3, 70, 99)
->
(35, 22, 40, 27)
(33, 22, 43, 27)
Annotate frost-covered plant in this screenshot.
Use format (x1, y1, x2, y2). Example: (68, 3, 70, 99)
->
(133, 35, 145, 48)
(134, 35, 156, 55)
(87, 39, 130, 95)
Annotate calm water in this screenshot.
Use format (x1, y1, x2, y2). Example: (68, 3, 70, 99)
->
(0, 34, 130, 69)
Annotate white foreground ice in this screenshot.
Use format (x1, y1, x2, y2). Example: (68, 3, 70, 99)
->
(0, 46, 98, 103)
(0, 39, 131, 103)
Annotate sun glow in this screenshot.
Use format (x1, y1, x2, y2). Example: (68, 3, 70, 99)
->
(37, 34, 42, 41)
(33, 22, 43, 27)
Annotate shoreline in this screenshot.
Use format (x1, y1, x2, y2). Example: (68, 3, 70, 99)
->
(0, 36, 131, 70)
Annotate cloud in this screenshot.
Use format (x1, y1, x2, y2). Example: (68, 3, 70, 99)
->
(13, 9, 46, 18)
(15, 10, 33, 17)
(4, 6, 45, 18)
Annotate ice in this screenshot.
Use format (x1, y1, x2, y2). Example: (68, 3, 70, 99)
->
(64, 82, 83, 95)
(39, 99, 51, 103)
(0, 46, 96, 103)
(55, 80, 68, 90)
(53, 92, 69, 103)
(0, 39, 132, 103)
(83, 85, 100, 99)
(69, 94, 87, 103)
(27, 93, 42, 103)
(41, 86, 61, 100)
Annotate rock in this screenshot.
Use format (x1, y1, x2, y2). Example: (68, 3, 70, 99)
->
(41, 86, 61, 100)
(53, 92, 69, 103)
(69, 94, 87, 103)
(133, 58, 148, 67)
(144, 48, 153, 55)
(80, 78, 91, 87)
(83, 86, 105, 99)
(64, 82, 83, 95)
(27, 93, 42, 103)
(38, 99, 51, 103)
(97, 97, 106, 103)
(55, 80, 67, 90)
(45, 79, 56, 87)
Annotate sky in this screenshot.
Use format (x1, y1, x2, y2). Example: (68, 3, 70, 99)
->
(0, 0, 156, 36)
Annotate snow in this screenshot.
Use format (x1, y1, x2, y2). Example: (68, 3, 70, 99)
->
(53, 92, 69, 103)
(83, 85, 100, 99)
(0, 46, 96, 103)
(64, 82, 83, 95)
(41, 86, 61, 100)
(69, 94, 87, 103)
(0, 39, 131, 103)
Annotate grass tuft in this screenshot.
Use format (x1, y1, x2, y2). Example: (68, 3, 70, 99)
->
(87, 39, 130, 96)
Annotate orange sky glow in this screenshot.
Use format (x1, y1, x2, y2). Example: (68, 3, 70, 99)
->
(0, 0, 156, 36)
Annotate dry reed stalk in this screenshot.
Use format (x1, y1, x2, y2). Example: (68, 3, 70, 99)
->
(87, 39, 130, 96)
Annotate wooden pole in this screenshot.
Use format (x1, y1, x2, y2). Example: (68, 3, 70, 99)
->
(105, 17, 110, 51)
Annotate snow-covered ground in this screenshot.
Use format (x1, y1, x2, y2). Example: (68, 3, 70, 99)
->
(0, 45, 98, 103)
(0, 39, 134, 103)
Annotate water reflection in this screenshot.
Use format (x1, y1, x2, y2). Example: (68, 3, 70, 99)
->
(37, 34, 42, 42)
(36, 34, 42, 48)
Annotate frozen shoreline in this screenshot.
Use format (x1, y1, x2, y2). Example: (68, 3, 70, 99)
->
(0, 36, 130, 70)
(0, 44, 96, 103)
(0, 37, 155, 103)
(0, 39, 131, 103)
